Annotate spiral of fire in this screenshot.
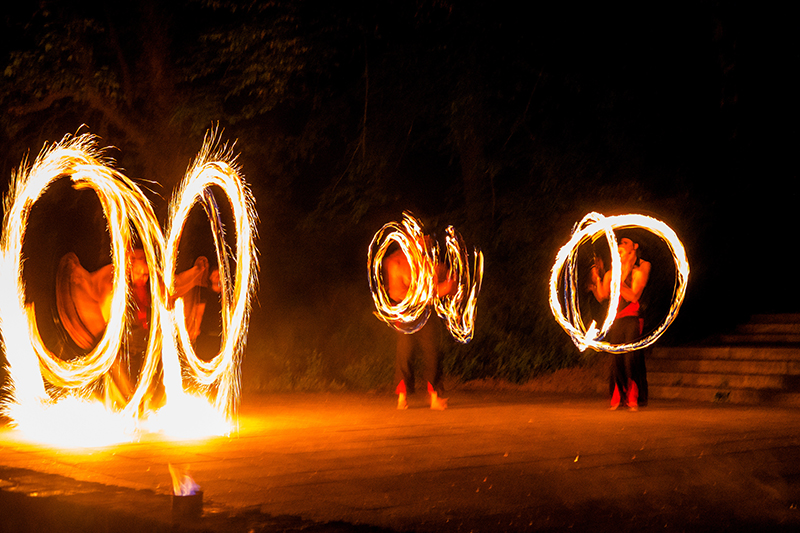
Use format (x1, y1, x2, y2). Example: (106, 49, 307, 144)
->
(550, 212, 689, 353)
(368, 213, 437, 334)
(434, 226, 485, 344)
(368, 212, 484, 343)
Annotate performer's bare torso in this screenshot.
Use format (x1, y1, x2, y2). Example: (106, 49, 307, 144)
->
(384, 249, 412, 304)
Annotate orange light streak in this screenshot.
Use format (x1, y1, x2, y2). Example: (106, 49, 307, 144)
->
(368, 212, 437, 333)
(163, 130, 258, 422)
(434, 226, 484, 343)
(0, 130, 257, 445)
(550, 212, 689, 352)
(0, 134, 164, 414)
(368, 212, 484, 342)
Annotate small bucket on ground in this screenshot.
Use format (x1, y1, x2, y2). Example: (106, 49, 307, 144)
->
(172, 490, 203, 521)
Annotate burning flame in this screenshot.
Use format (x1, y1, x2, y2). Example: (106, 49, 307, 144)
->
(0, 130, 257, 446)
(368, 212, 484, 343)
(549, 212, 689, 352)
(168, 463, 201, 496)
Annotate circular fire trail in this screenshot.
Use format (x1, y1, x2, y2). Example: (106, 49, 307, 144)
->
(162, 133, 258, 422)
(368, 212, 484, 343)
(0, 131, 257, 445)
(550, 212, 689, 353)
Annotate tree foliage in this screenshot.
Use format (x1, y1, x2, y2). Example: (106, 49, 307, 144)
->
(2, 1, 772, 391)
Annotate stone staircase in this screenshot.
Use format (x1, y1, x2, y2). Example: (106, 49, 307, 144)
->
(648, 314, 800, 405)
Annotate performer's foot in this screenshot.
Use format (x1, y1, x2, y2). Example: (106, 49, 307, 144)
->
(397, 393, 408, 410)
(430, 391, 448, 410)
(609, 384, 622, 411)
(626, 380, 639, 412)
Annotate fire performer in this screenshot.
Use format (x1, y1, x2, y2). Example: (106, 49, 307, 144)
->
(55, 247, 153, 406)
(588, 232, 650, 411)
(178, 258, 223, 362)
(384, 237, 454, 410)
(56, 249, 213, 407)
(128, 247, 151, 386)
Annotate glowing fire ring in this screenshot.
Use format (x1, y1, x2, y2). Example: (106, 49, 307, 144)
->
(434, 226, 484, 344)
(368, 213, 437, 333)
(0, 137, 165, 407)
(550, 212, 689, 353)
(0, 131, 257, 443)
(368, 212, 484, 343)
(164, 141, 257, 419)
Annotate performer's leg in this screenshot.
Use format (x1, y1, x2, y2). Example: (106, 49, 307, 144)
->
(609, 354, 625, 409)
(395, 329, 415, 409)
(606, 317, 640, 409)
(419, 318, 447, 410)
(104, 358, 133, 410)
(623, 351, 638, 410)
(616, 317, 641, 410)
(606, 323, 627, 409)
(634, 348, 649, 407)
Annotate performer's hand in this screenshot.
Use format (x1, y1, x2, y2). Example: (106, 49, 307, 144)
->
(590, 265, 601, 285)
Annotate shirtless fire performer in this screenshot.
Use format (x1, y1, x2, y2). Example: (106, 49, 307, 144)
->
(384, 237, 454, 410)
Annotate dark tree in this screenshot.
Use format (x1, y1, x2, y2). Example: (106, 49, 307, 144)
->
(2, 1, 793, 391)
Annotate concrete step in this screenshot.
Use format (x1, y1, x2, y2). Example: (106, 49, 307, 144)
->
(648, 314, 800, 406)
(720, 315, 800, 344)
(649, 384, 800, 406)
(648, 370, 789, 390)
(648, 357, 800, 376)
(651, 345, 800, 361)
(750, 313, 800, 324)
(718, 333, 800, 344)
(735, 322, 800, 335)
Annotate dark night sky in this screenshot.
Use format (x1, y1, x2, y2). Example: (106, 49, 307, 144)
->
(519, 2, 797, 323)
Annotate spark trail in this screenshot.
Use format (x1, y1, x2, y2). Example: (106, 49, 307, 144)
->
(368, 212, 484, 343)
(0, 131, 257, 446)
(550, 212, 689, 353)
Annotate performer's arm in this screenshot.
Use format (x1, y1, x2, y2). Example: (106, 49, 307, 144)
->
(590, 268, 612, 302)
(435, 264, 455, 297)
(172, 256, 209, 301)
(620, 261, 651, 303)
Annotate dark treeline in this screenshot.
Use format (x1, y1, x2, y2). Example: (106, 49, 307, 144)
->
(1, 1, 796, 391)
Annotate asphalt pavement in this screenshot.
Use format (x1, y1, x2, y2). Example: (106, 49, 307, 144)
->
(2, 390, 800, 532)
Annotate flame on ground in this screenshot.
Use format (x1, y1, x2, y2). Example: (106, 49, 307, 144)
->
(168, 463, 201, 496)
(4, 395, 135, 448)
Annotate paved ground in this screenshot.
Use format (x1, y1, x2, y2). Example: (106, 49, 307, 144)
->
(2, 390, 800, 532)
